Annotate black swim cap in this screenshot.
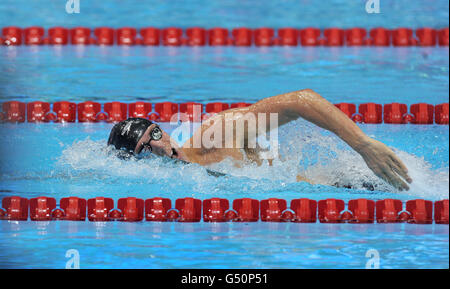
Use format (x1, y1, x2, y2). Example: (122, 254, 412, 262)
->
(107, 118, 154, 153)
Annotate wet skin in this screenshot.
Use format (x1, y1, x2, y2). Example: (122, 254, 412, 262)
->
(134, 89, 412, 191)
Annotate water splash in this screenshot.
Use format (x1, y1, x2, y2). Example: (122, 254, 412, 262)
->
(56, 121, 449, 200)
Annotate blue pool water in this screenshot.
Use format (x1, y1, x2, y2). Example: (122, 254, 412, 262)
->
(0, 0, 449, 269)
(1, 46, 449, 105)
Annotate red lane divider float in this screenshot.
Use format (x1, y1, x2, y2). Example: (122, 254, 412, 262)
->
(25, 26, 45, 45)
(1, 26, 448, 47)
(203, 198, 229, 222)
(0, 196, 448, 224)
(1, 101, 448, 124)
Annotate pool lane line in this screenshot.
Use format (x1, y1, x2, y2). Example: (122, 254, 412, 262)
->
(0, 196, 448, 224)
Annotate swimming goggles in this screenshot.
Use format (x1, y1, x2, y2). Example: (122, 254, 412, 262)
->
(139, 125, 163, 154)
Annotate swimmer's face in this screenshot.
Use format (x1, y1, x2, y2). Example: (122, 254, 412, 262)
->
(134, 124, 185, 160)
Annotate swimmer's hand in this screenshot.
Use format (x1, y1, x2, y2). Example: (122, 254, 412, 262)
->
(358, 139, 412, 191)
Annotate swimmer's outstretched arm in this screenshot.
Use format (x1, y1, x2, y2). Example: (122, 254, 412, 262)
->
(243, 89, 412, 190)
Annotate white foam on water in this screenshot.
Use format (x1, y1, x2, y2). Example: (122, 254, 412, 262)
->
(57, 137, 212, 183)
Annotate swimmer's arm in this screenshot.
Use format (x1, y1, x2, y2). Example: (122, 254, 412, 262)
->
(245, 89, 412, 190)
(248, 89, 366, 150)
(218, 89, 363, 149)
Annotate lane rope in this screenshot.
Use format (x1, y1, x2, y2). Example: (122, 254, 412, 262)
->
(1, 101, 448, 124)
(1, 27, 449, 47)
(0, 196, 448, 223)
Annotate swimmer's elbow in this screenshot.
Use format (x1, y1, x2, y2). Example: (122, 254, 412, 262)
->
(292, 89, 322, 102)
(300, 88, 315, 94)
(293, 88, 316, 95)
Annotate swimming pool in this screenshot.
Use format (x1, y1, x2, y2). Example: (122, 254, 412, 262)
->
(0, 0, 449, 269)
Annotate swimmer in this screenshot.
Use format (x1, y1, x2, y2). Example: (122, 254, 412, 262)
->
(108, 89, 412, 191)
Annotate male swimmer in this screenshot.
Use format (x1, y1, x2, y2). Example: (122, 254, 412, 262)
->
(108, 89, 412, 191)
